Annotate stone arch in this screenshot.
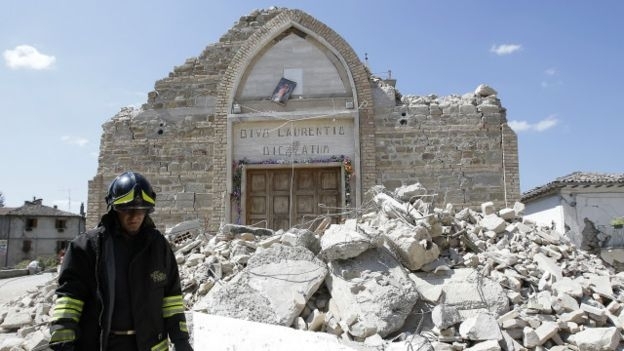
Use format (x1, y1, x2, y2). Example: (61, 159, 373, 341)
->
(211, 9, 376, 225)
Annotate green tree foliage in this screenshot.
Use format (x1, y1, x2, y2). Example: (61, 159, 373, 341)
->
(0, 191, 4, 207)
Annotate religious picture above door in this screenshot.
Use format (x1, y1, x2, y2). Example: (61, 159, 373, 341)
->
(271, 78, 297, 104)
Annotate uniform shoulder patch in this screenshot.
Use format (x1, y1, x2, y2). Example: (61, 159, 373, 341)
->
(150, 270, 167, 283)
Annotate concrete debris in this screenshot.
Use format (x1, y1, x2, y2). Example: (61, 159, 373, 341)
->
(393, 182, 429, 202)
(165, 219, 203, 247)
(194, 244, 327, 328)
(474, 84, 498, 97)
(192, 312, 435, 350)
(381, 220, 440, 270)
(0, 311, 33, 330)
(571, 326, 620, 350)
(320, 221, 375, 261)
(2, 182, 624, 350)
(459, 313, 502, 341)
(325, 247, 419, 338)
(280, 227, 321, 255)
(412, 268, 509, 322)
(166, 219, 202, 237)
(431, 304, 462, 330)
(221, 223, 274, 237)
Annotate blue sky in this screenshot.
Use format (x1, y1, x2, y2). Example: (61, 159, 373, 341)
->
(1, 1, 623, 212)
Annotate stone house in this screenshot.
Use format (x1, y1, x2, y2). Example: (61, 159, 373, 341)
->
(87, 7, 520, 232)
(521, 172, 624, 254)
(0, 199, 85, 268)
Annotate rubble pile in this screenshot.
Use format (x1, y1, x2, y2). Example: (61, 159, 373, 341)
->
(2, 183, 624, 350)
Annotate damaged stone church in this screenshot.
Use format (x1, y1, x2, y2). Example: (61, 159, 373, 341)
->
(87, 7, 520, 231)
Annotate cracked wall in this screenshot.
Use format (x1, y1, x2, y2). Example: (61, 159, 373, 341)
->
(87, 8, 520, 231)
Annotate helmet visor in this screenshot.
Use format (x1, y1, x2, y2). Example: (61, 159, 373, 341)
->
(112, 188, 155, 210)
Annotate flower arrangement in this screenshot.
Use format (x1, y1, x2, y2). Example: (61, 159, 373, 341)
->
(231, 158, 249, 202)
(341, 156, 353, 205)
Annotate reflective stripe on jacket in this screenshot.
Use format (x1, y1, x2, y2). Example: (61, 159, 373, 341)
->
(49, 212, 190, 350)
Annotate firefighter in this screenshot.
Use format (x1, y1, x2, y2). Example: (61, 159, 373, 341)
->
(49, 171, 193, 350)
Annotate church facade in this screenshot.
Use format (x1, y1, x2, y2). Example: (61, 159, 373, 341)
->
(87, 8, 520, 232)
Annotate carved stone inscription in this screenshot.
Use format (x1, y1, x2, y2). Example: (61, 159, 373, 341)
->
(233, 119, 355, 162)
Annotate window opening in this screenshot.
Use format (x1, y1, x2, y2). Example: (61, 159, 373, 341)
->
(25, 218, 37, 231)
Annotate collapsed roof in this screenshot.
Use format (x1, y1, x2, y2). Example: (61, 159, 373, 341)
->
(2, 183, 622, 350)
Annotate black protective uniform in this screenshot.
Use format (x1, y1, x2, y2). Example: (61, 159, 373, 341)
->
(49, 212, 192, 350)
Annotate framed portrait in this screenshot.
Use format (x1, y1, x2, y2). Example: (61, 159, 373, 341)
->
(271, 78, 297, 104)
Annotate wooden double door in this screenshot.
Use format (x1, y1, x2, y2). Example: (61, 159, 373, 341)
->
(245, 167, 342, 231)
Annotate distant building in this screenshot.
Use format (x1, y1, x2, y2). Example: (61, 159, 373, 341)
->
(0, 198, 85, 268)
(521, 172, 624, 253)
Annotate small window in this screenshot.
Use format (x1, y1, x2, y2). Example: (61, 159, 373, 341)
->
(25, 218, 37, 231)
(22, 240, 32, 253)
(55, 219, 67, 231)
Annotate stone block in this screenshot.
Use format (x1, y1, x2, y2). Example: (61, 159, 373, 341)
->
(481, 202, 495, 215)
(572, 327, 620, 351)
(325, 247, 419, 339)
(0, 310, 32, 331)
(432, 304, 462, 330)
(481, 214, 507, 234)
(498, 208, 516, 220)
(552, 277, 583, 299)
(413, 268, 509, 320)
(319, 223, 374, 261)
(459, 104, 477, 114)
(194, 244, 327, 327)
(382, 221, 440, 270)
(24, 330, 48, 351)
(459, 313, 502, 341)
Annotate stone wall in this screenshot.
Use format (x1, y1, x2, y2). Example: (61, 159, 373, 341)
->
(212, 8, 376, 228)
(87, 9, 285, 230)
(87, 7, 520, 231)
(87, 106, 222, 232)
(373, 82, 519, 209)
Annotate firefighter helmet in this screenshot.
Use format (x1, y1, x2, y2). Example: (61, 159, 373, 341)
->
(105, 171, 156, 212)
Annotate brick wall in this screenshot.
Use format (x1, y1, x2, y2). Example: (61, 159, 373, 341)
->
(87, 8, 520, 231)
(373, 87, 520, 209)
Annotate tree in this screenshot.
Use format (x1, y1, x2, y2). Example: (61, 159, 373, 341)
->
(0, 191, 4, 207)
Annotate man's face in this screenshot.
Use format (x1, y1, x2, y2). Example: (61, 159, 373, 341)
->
(116, 208, 147, 235)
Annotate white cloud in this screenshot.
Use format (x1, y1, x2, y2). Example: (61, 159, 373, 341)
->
(542, 68, 562, 89)
(541, 80, 563, 89)
(545, 68, 557, 76)
(3, 45, 56, 70)
(508, 115, 559, 133)
(535, 116, 559, 131)
(490, 44, 522, 56)
(508, 120, 531, 132)
(61, 136, 89, 146)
